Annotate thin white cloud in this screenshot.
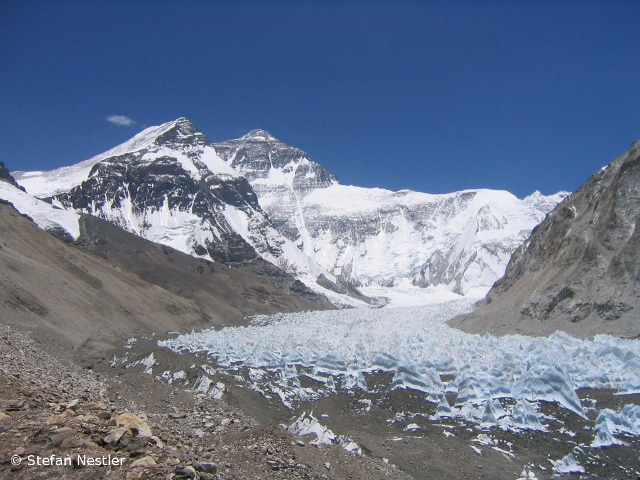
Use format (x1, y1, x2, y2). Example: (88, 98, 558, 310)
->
(106, 115, 137, 127)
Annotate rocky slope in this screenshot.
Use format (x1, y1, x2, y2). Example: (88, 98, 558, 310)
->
(0, 161, 23, 189)
(0, 167, 332, 365)
(0, 326, 411, 480)
(450, 140, 640, 339)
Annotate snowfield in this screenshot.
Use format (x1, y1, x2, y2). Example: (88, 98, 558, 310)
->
(0, 181, 80, 239)
(159, 300, 640, 450)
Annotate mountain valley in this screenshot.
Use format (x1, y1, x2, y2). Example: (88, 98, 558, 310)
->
(1, 122, 639, 479)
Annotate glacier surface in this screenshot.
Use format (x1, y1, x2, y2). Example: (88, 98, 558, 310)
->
(159, 300, 640, 446)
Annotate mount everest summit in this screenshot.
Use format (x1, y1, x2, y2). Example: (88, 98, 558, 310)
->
(11, 118, 566, 306)
(213, 129, 566, 300)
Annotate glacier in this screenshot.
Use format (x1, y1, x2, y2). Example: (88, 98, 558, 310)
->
(549, 453, 586, 475)
(159, 300, 640, 447)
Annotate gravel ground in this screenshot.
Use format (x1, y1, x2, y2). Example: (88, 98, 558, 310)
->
(0, 325, 411, 479)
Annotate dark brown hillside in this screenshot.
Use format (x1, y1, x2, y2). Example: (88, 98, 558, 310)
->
(77, 213, 333, 322)
(0, 200, 332, 366)
(450, 140, 640, 339)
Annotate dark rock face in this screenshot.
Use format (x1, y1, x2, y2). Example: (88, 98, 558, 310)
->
(213, 130, 338, 193)
(213, 130, 339, 241)
(0, 161, 24, 190)
(46, 121, 266, 265)
(452, 141, 640, 338)
(154, 117, 209, 151)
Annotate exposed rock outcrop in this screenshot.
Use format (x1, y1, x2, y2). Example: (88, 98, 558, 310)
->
(0, 161, 23, 190)
(451, 141, 640, 338)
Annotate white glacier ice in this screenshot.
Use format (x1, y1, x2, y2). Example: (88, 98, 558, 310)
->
(591, 419, 627, 448)
(511, 399, 546, 431)
(287, 412, 336, 445)
(433, 395, 454, 419)
(511, 364, 585, 418)
(159, 299, 640, 443)
(390, 365, 443, 401)
(591, 405, 640, 447)
(516, 466, 538, 479)
(193, 376, 225, 400)
(548, 453, 585, 474)
(287, 412, 362, 454)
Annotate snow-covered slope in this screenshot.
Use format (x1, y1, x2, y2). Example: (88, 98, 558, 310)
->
(297, 185, 564, 298)
(213, 131, 567, 303)
(15, 120, 235, 197)
(14, 118, 238, 197)
(13, 119, 358, 305)
(0, 170, 80, 240)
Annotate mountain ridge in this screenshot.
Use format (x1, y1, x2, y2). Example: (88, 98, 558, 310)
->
(0, 161, 334, 363)
(450, 140, 640, 338)
(12, 120, 366, 306)
(212, 127, 567, 301)
(12, 118, 566, 306)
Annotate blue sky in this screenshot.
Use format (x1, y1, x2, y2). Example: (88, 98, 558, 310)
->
(1, 1, 638, 198)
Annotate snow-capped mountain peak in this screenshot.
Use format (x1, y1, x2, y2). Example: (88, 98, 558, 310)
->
(13, 118, 237, 198)
(213, 131, 338, 190)
(213, 131, 567, 304)
(523, 189, 569, 212)
(243, 129, 279, 142)
(153, 117, 208, 147)
(102, 117, 201, 156)
(11, 119, 566, 307)
(12, 119, 365, 306)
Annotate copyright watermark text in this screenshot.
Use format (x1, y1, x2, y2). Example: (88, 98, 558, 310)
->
(11, 454, 125, 467)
